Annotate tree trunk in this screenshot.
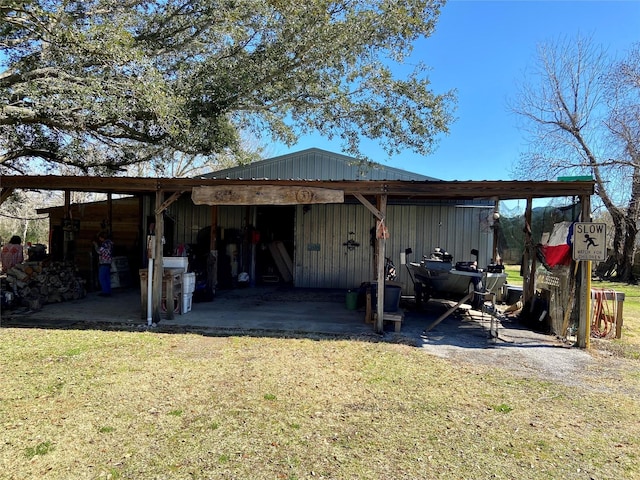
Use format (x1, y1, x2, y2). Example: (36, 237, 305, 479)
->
(617, 218, 637, 283)
(615, 166, 640, 283)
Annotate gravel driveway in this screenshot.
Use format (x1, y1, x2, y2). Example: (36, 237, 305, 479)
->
(410, 307, 636, 395)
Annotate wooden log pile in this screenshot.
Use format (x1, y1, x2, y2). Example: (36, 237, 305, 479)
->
(3, 261, 87, 310)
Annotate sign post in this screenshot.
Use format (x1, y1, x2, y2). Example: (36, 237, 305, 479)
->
(572, 223, 607, 261)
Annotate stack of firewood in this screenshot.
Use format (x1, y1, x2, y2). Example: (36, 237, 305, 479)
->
(3, 261, 87, 310)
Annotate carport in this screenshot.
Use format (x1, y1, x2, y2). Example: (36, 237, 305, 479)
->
(1, 174, 594, 344)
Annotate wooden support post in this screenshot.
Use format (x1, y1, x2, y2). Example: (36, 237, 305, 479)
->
(209, 205, 219, 293)
(522, 197, 533, 306)
(616, 297, 624, 339)
(491, 197, 499, 263)
(152, 190, 164, 324)
(375, 194, 387, 334)
(63, 191, 71, 262)
(577, 195, 592, 348)
(365, 287, 373, 323)
(107, 193, 113, 235)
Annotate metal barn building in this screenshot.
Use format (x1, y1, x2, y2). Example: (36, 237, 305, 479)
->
(148, 148, 496, 293)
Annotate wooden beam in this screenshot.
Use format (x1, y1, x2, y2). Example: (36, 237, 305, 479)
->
(491, 197, 499, 263)
(2, 175, 595, 201)
(155, 191, 184, 214)
(107, 193, 113, 234)
(424, 293, 474, 332)
(63, 191, 71, 262)
(353, 193, 384, 220)
(192, 185, 344, 205)
(0, 188, 15, 205)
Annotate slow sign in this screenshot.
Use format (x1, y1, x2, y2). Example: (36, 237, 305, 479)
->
(572, 223, 607, 261)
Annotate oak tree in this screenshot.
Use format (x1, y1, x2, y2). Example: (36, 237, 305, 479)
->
(1, 0, 454, 174)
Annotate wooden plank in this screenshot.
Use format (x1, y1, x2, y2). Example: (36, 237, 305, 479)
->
(268, 241, 293, 283)
(353, 193, 384, 220)
(0, 188, 15, 205)
(423, 293, 473, 332)
(156, 191, 184, 214)
(274, 241, 293, 277)
(383, 311, 404, 332)
(192, 185, 344, 205)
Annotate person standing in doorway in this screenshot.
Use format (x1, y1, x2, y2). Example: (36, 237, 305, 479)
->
(93, 232, 114, 297)
(1, 235, 24, 273)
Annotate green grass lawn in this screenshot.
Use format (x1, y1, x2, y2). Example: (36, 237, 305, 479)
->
(2, 263, 639, 479)
(1, 327, 639, 480)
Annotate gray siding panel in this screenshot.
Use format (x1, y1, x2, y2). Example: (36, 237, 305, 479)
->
(158, 195, 494, 294)
(166, 198, 211, 246)
(294, 203, 493, 293)
(295, 203, 374, 289)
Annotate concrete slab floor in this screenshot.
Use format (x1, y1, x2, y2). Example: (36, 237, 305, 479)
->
(1, 285, 567, 352)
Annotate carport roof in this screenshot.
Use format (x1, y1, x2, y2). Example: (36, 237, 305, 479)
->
(2, 175, 594, 202)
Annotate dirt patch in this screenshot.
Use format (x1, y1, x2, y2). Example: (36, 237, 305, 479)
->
(417, 312, 640, 396)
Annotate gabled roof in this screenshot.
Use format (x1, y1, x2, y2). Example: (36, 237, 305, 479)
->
(200, 148, 438, 181)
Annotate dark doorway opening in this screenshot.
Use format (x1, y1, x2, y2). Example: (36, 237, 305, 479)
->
(255, 206, 295, 285)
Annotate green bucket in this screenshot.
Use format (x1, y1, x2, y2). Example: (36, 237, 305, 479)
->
(345, 290, 358, 310)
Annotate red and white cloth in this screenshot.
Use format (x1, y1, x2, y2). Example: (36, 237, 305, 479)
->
(540, 221, 574, 268)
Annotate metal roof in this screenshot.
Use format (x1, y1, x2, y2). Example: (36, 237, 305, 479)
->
(3, 175, 594, 203)
(200, 148, 437, 181)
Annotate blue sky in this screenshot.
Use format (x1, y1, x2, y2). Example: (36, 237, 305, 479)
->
(273, 0, 640, 181)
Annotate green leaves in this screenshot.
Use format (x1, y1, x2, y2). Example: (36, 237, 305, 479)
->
(1, 0, 454, 173)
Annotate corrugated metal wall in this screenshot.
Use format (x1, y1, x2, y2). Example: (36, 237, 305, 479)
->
(294, 202, 493, 293)
(294, 203, 374, 288)
(165, 198, 246, 247)
(168, 200, 210, 245)
(153, 195, 493, 294)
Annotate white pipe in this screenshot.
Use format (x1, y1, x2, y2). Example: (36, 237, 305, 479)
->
(147, 258, 154, 325)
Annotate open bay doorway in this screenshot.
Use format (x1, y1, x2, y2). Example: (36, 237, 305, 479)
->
(254, 206, 295, 285)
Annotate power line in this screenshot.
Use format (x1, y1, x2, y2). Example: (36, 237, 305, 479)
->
(0, 213, 48, 221)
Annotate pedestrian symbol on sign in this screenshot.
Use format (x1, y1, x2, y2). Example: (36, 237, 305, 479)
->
(573, 223, 606, 261)
(584, 234, 598, 249)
